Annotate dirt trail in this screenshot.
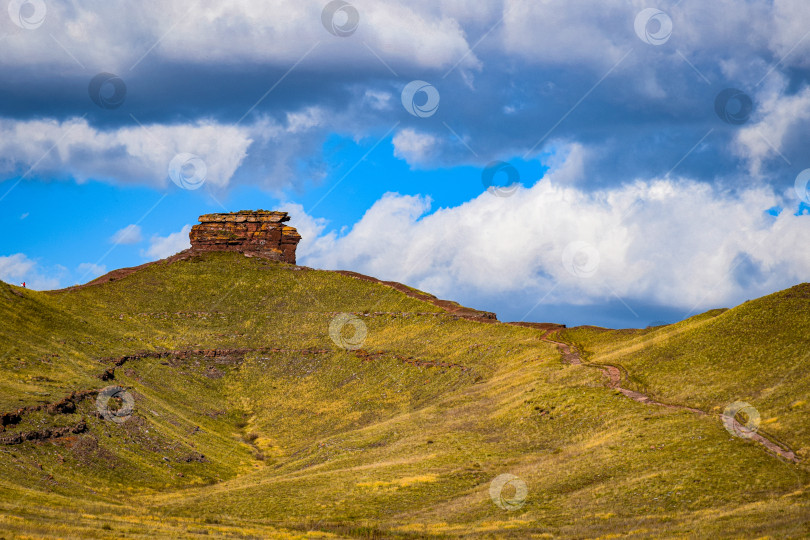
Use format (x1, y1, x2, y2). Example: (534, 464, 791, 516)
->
(542, 333, 799, 463)
(95, 346, 474, 378)
(47, 260, 801, 463)
(341, 280, 800, 464)
(334, 270, 499, 321)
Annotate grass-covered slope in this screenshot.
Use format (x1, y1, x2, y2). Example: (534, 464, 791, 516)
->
(559, 284, 810, 462)
(0, 252, 807, 538)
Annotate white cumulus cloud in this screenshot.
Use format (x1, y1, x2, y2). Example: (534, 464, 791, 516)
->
(0, 0, 478, 72)
(294, 147, 810, 313)
(110, 224, 143, 245)
(0, 254, 62, 290)
(0, 117, 252, 188)
(734, 80, 810, 177)
(392, 129, 440, 166)
(144, 225, 192, 260)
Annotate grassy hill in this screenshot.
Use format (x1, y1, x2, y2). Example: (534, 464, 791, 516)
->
(0, 252, 807, 538)
(559, 284, 810, 461)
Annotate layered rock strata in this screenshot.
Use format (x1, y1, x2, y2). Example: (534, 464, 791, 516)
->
(189, 210, 301, 263)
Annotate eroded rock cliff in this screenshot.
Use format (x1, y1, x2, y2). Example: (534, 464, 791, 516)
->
(189, 210, 301, 263)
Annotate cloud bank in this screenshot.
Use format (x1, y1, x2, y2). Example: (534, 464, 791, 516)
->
(0, 0, 808, 191)
(290, 146, 810, 317)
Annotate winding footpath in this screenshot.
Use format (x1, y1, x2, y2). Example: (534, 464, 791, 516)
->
(541, 332, 799, 464)
(332, 273, 801, 465)
(41, 260, 802, 464)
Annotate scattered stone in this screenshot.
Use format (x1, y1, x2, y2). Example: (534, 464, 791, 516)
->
(179, 451, 207, 463)
(0, 421, 87, 445)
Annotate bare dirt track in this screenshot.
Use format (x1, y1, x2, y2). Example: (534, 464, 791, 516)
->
(55, 259, 802, 464)
(334, 273, 800, 464)
(540, 333, 799, 463)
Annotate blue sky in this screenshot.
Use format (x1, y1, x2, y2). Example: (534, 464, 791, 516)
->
(1, 0, 809, 328)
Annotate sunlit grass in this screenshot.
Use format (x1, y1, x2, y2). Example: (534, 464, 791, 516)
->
(0, 253, 807, 537)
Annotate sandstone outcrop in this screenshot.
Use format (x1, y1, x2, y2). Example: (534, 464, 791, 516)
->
(189, 210, 301, 264)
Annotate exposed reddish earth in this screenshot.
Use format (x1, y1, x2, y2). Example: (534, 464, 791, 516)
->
(334, 270, 500, 322)
(0, 342, 475, 445)
(27, 212, 801, 463)
(540, 334, 798, 463)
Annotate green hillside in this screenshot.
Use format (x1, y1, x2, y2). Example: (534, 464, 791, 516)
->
(0, 252, 807, 538)
(559, 284, 810, 461)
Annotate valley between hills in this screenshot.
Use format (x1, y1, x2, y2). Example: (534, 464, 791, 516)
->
(1, 247, 809, 538)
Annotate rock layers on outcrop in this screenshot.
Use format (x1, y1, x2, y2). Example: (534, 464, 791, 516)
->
(189, 210, 301, 264)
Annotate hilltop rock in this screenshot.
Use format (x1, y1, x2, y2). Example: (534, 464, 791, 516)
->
(189, 210, 301, 264)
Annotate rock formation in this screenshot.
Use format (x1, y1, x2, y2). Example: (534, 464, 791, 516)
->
(189, 210, 301, 264)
